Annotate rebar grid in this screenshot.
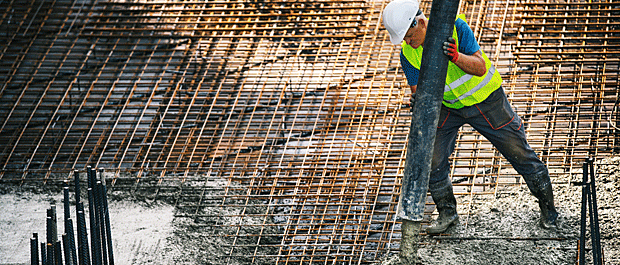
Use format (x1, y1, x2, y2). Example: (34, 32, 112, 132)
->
(1, 0, 619, 264)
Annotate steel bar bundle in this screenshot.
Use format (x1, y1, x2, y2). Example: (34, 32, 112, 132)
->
(576, 158, 604, 265)
(30, 168, 114, 265)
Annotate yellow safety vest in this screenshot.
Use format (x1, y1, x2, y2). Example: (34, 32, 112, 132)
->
(401, 14, 502, 109)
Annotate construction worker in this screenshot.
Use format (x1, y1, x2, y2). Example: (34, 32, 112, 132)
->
(382, 0, 558, 234)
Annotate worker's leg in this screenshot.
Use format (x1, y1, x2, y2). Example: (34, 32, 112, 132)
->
(426, 107, 464, 234)
(469, 88, 558, 228)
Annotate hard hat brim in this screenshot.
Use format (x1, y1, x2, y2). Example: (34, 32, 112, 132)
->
(388, 30, 407, 45)
(382, 0, 420, 45)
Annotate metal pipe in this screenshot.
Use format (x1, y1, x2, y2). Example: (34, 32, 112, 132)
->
(396, 0, 460, 221)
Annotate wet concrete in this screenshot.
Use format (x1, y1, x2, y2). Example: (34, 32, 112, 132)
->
(3, 156, 620, 264)
(0, 189, 177, 264)
(380, 156, 620, 264)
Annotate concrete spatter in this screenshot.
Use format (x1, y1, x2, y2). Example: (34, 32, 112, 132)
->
(381, 155, 620, 265)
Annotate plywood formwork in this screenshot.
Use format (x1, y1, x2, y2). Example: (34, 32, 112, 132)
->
(0, 0, 619, 263)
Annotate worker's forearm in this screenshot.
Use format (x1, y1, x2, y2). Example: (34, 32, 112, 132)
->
(454, 51, 486, 77)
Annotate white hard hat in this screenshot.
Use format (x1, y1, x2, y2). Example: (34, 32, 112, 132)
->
(382, 0, 420, 45)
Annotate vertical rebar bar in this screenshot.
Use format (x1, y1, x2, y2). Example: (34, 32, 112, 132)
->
(66, 218, 77, 265)
(54, 241, 62, 265)
(74, 170, 81, 205)
(95, 181, 108, 265)
(64, 185, 70, 222)
(98, 167, 113, 265)
(579, 162, 587, 265)
(587, 177, 596, 263)
(31, 234, 39, 265)
(47, 205, 57, 245)
(87, 167, 102, 265)
(63, 234, 71, 265)
(40, 242, 47, 265)
(589, 158, 602, 265)
(46, 243, 53, 265)
(63, 183, 77, 265)
(73, 169, 83, 265)
(101, 183, 114, 265)
(88, 186, 101, 265)
(46, 213, 55, 265)
(76, 204, 90, 265)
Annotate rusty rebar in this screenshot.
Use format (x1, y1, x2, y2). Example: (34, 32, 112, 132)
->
(1, 0, 619, 263)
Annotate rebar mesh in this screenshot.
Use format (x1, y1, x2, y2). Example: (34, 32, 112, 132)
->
(1, 0, 619, 263)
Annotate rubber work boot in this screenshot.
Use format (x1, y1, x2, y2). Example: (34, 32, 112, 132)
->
(426, 181, 459, 234)
(399, 220, 421, 265)
(524, 169, 559, 229)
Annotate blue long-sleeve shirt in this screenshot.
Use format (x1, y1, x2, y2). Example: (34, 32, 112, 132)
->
(400, 18, 481, 86)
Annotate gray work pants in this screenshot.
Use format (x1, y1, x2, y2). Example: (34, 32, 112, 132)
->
(429, 87, 548, 188)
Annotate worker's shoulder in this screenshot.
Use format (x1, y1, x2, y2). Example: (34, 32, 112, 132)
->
(454, 17, 480, 54)
(454, 17, 469, 30)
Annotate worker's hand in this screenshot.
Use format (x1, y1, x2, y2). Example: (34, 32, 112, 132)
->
(442, 37, 459, 63)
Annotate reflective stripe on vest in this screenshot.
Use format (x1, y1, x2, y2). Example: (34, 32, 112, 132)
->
(401, 14, 502, 109)
(443, 64, 496, 104)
